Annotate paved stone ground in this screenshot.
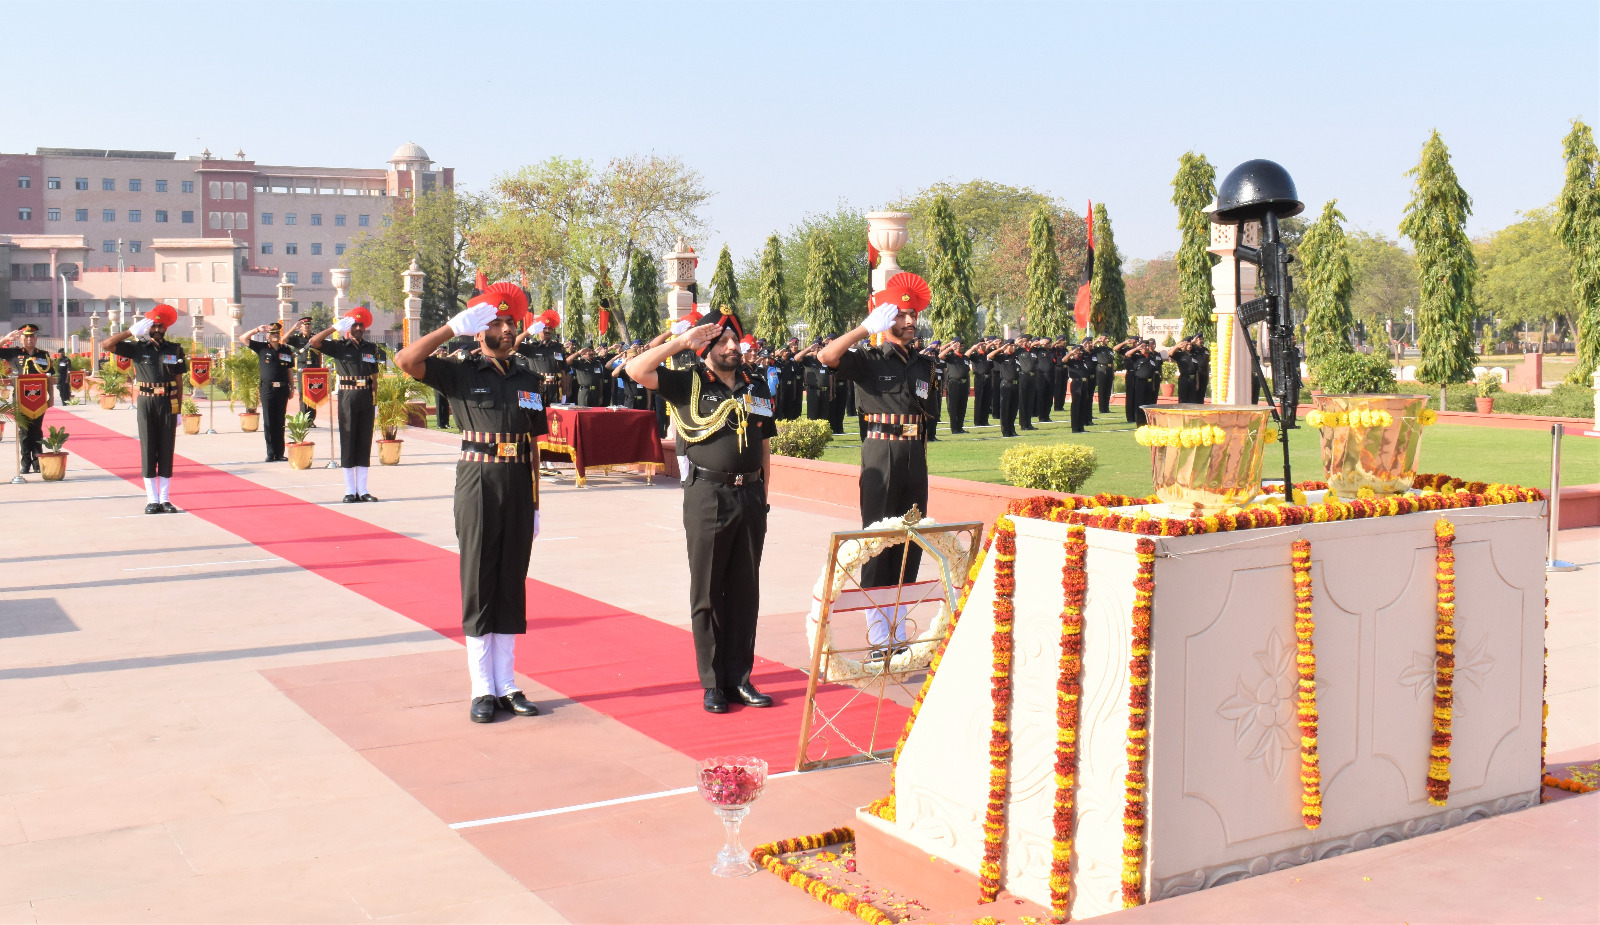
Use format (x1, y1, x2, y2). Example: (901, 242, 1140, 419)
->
(0, 402, 1593, 923)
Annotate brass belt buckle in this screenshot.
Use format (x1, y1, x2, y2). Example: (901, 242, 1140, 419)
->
(903, 423, 919, 438)
(732, 473, 745, 486)
(496, 442, 518, 458)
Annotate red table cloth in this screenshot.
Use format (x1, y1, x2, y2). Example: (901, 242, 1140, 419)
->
(539, 406, 663, 486)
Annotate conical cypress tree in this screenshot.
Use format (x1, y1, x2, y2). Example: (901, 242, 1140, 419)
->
(803, 232, 849, 337)
(1399, 130, 1478, 384)
(710, 244, 740, 315)
(564, 274, 589, 345)
(1089, 203, 1127, 339)
(755, 233, 790, 343)
(983, 305, 1000, 337)
(1171, 151, 1218, 339)
(592, 268, 620, 344)
(927, 195, 979, 341)
(1557, 118, 1600, 384)
(1024, 204, 1068, 337)
(1301, 200, 1355, 368)
(537, 280, 555, 326)
(627, 249, 662, 340)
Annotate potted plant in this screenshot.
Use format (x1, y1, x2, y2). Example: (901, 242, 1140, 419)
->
(38, 425, 69, 481)
(1159, 360, 1179, 398)
(285, 411, 316, 469)
(96, 365, 132, 410)
(181, 397, 203, 434)
(374, 370, 432, 465)
(1474, 371, 1500, 414)
(225, 351, 261, 431)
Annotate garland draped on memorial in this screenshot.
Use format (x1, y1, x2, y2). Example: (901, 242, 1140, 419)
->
(751, 827, 892, 925)
(1049, 526, 1088, 922)
(979, 517, 1019, 903)
(1428, 518, 1457, 806)
(1291, 539, 1322, 829)
(1120, 537, 1156, 908)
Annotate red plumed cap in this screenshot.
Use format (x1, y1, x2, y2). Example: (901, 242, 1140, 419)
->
(536, 309, 561, 329)
(146, 303, 179, 328)
(345, 306, 374, 328)
(869, 272, 931, 313)
(468, 281, 529, 321)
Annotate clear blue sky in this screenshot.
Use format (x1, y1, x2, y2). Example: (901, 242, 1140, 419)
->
(7, 1, 1596, 263)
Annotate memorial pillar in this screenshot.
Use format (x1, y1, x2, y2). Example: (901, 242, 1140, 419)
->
(866, 211, 911, 292)
(1207, 217, 1260, 405)
(664, 236, 697, 323)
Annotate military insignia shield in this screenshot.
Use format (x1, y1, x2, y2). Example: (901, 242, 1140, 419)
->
(300, 368, 330, 408)
(189, 356, 212, 388)
(16, 374, 49, 420)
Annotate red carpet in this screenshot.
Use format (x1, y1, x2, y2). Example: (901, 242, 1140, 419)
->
(54, 409, 906, 771)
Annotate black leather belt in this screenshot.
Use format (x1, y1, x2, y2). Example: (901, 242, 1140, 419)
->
(137, 382, 180, 396)
(692, 465, 763, 486)
(460, 437, 531, 463)
(864, 421, 922, 440)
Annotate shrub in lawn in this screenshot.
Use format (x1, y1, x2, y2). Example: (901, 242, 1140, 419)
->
(771, 418, 834, 459)
(1313, 352, 1397, 395)
(999, 443, 1100, 493)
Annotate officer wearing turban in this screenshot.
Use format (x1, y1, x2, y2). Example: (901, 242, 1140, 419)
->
(103, 306, 187, 512)
(308, 306, 388, 502)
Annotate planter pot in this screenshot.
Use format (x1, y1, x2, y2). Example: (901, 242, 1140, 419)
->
(1160, 382, 1176, 398)
(1309, 394, 1431, 499)
(38, 452, 67, 481)
(182, 414, 202, 435)
(98, 396, 118, 410)
(1474, 396, 1494, 414)
(1143, 404, 1274, 516)
(378, 439, 403, 466)
(287, 442, 315, 470)
(240, 412, 260, 432)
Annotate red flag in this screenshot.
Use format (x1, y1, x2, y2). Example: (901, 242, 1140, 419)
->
(114, 353, 133, 372)
(15, 374, 49, 420)
(300, 368, 330, 408)
(598, 308, 610, 338)
(189, 356, 212, 387)
(1073, 200, 1096, 331)
(69, 369, 85, 391)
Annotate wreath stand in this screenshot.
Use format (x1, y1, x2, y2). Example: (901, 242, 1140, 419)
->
(794, 508, 982, 772)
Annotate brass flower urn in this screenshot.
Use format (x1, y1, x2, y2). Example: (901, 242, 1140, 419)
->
(1140, 404, 1275, 516)
(1309, 394, 1433, 498)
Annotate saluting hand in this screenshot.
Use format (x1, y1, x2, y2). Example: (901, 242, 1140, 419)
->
(678, 322, 721, 353)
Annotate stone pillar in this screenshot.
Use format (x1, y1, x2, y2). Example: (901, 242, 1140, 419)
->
(1206, 218, 1259, 405)
(228, 303, 244, 355)
(276, 273, 294, 325)
(331, 268, 352, 315)
(401, 259, 424, 344)
(88, 312, 100, 378)
(664, 236, 697, 323)
(866, 212, 911, 292)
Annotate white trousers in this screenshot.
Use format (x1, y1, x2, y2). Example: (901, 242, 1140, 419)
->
(866, 605, 910, 647)
(466, 633, 519, 699)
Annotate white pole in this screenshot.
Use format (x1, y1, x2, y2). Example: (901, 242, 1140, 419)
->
(1547, 423, 1577, 572)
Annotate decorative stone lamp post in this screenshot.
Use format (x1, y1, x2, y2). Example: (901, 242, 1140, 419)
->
(88, 309, 100, 378)
(276, 273, 294, 325)
(190, 302, 205, 355)
(664, 236, 697, 323)
(1205, 210, 1261, 406)
(401, 259, 424, 345)
(866, 211, 912, 292)
(228, 303, 244, 355)
(330, 267, 352, 319)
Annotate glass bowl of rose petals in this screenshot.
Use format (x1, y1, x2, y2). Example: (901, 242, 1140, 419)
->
(697, 756, 769, 877)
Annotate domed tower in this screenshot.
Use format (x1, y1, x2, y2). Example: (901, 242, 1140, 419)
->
(386, 142, 442, 198)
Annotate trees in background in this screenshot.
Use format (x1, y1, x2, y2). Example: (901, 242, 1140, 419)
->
(1089, 203, 1127, 339)
(565, 275, 589, 345)
(1171, 152, 1218, 339)
(627, 249, 662, 341)
(1123, 255, 1180, 321)
(925, 196, 978, 341)
(754, 234, 790, 344)
(802, 232, 851, 338)
(1477, 207, 1572, 350)
(709, 245, 740, 315)
(1556, 118, 1600, 383)
(1399, 130, 1479, 383)
(347, 188, 487, 333)
(1024, 204, 1071, 337)
(1300, 200, 1356, 367)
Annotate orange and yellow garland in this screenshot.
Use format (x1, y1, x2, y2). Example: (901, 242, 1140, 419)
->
(1291, 539, 1321, 829)
(1049, 526, 1089, 922)
(1428, 518, 1457, 806)
(979, 516, 1019, 903)
(751, 827, 893, 925)
(1120, 537, 1156, 908)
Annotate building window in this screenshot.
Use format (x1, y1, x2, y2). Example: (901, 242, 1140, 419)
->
(236, 212, 248, 230)
(285, 213, 297, 225)
(74, 177, 88, 190)
(334, 243, 345, 256)
(222, 213, 234, 230)
(156, 210, 168, 223)
(32, 264, 49, 278)
(16, 176, 30, 189)
(102, 178, 115, 191)
(311, 271, 324, 285)
(181, 211, 194, 223)
(47, 177, 60, 189)
(8, 300, 22, 316)
(47, 208, 60, 221)
(182, 180, 194, 193)
(18, 207, 31, 220)
(286, 271, 298, 284)
(102, 209, 115, 221)
(36, 300, 50, 314)
(234, 181, 248, 198)
(129, 241, 142, 253)
(285, 243, 298, 255)
(310, 213, 322, 226)
(155, 179, 168, 193)
(129, 179, 142, 192)
(209, 212, 221, 229)
(129, 210, 142, 223)
(261, 212, 273, 225)
(261, 243, 273, 255)
(103, 240, 115, 253)
(358, 214, 370, 227)
(334, 214, 346, 227)
(310, 243, 322, 256)
(209, 181, 221, 199)
(75, 209, 87, 221)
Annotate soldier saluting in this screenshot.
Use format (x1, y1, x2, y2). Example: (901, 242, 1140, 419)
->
(514, 310, 568, 409)
(397, 281, 549, 724)
(307, 306, 387, 503)
(238, 322, 297, 461)
(0, 324, 54, 474)
(103, 304, 187, 513)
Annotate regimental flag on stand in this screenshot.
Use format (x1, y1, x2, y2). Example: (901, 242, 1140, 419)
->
(114, 353, 133, 372)
(16, 374, 49, 420)
(189, 356, 212, 388)
(69, 370, 85, 391)
(300, 368, 330, 408)
(1074, 200, 1096, 332)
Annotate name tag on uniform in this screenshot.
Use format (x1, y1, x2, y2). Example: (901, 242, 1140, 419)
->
(362, 353, 375, 364)
(915, 380, 930, 399)
(163, 355, 179, 365)
(518, 390, 543, 410)
(279, 353, 293, 363)
(747, 396, 774, 417)
(555, 352, 564, 361)
(496, 443, 519, 458)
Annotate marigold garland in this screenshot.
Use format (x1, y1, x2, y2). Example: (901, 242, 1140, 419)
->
(1290, 539, 1321, 829)
(1134, 423, 1227, 448)
(1542, 764, 1599, 793)
(1120, 537, 1156, 908)
(978, 516, 1019, 903)
(1427, 518, 1457, 806)
(1049, 526, 1089, 922)
(752, 827, 894, 925)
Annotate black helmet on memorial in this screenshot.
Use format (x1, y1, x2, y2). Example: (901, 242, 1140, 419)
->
(1212, 159, 1304, 223)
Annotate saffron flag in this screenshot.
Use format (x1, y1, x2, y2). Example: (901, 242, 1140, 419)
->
(1074, 200, 1096, 332)
(16, 374, 50, 420)
(189, 356, 212, 387)
(300, 368, 330, 408)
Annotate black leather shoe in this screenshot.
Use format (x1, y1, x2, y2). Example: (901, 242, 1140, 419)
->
(470, 695, 498, 723)
(144, 502, 163, 514)
(265, 455, 277, 462)
(703, 688, 729, 714)
(359, 493, 379, 503)
(499, 691, 540, 716)
(726, 683, 773, 708)
(160, 502, 179, 514)
(342, 494, 360, 503)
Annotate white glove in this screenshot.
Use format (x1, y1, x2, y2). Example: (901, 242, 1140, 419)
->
(863, 304, 899, 335)
(533, 511, 541, 539)
(448, 303, 498, 337)
(333, 316, 357, 335)
(128, 318, 154, 339)
(670, 319, 690, 336)
(529, 321, 546, 337)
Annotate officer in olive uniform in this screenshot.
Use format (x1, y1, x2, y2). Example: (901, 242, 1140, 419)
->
(0, 324, 54, 473)
(1115, 338, 1140, 423)
(993, 340, 1022, 437)
(967, 340, 993, 428)
(627, 307, 777, 715)
(239, 322, 297, 461)
(398, 281, 548, 724)
(514, 310, 569, 410)
(568, 348, 605, 406)
(284, 316, 321, 425)
(821, 272, 937, 653)
(939, 340, 969, 433)
(1091, 335, 1117, 414)
(1066, 341, 1096, 433)
(103, 305, 187, 513)
(308, 306, 388, 502)
(800, 340, 831, 421)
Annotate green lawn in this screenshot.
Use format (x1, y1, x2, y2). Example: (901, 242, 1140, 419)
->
(817, 416, 1599, 497)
